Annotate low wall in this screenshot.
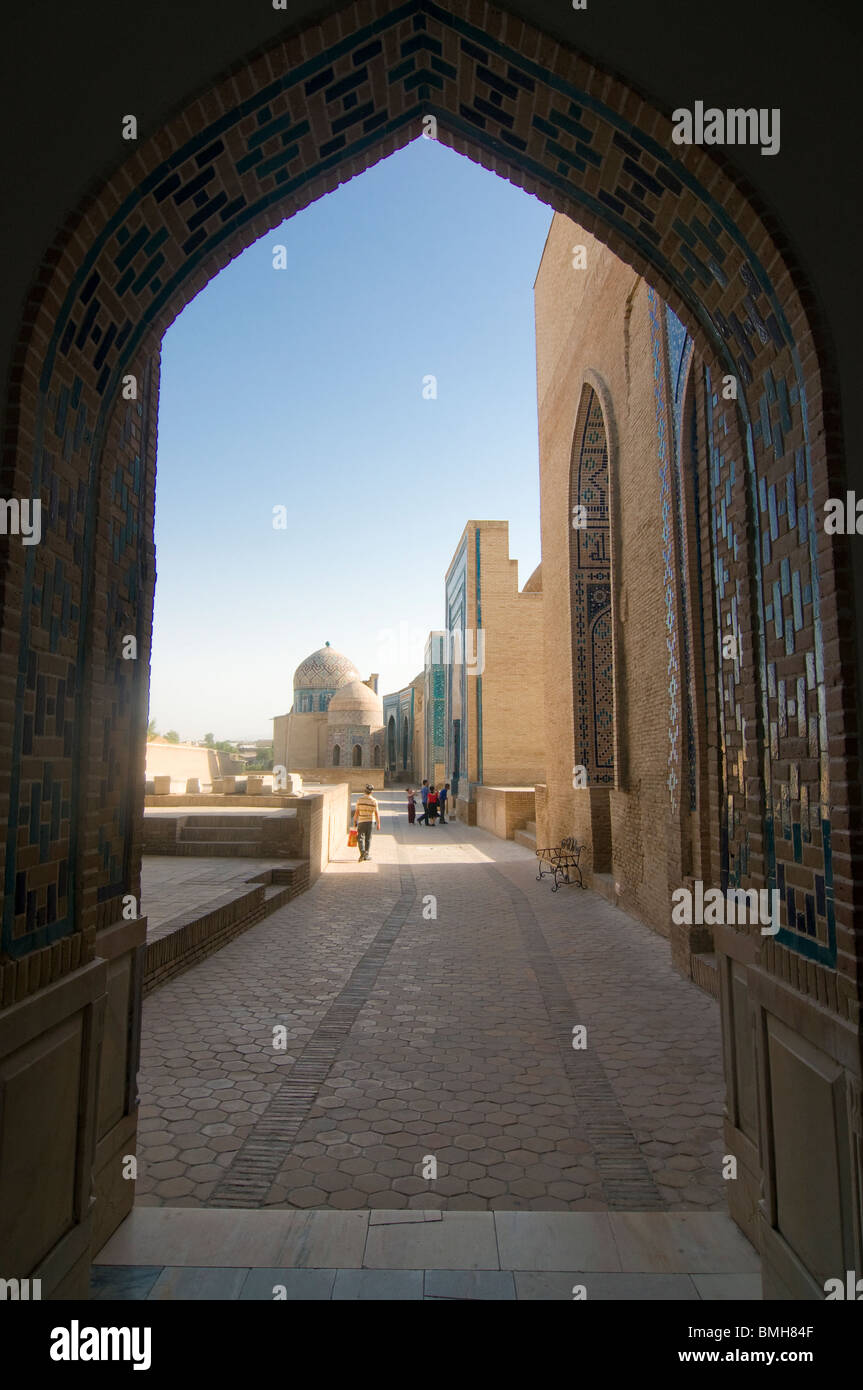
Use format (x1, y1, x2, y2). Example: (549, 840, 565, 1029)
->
(145, 742, 220, 784)
(144, 865, 310, 995)
(142, 785, 349, 885)
(145, 793, 292, 808)
(456, 797, 477, 825)
(298, 768, 386, 793)
(476, 786, 536, 840)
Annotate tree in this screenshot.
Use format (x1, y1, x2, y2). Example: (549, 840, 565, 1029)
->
(147, 719, 158, 739)
(246, 744, 274, 770)
(203, 732, 215, 746)
(164, 730, 180, 744)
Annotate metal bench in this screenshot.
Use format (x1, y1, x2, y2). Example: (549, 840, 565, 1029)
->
(536, 836, 584, 891)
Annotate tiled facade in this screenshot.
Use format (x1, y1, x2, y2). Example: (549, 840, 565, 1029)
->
(423, 633, 447, 787)
(534, 211, 859, 1299)
(382, 683, 416, 778)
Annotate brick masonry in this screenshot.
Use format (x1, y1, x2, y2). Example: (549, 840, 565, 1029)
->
(143, 867, 309, 996)
(1, 0, 855, 1014)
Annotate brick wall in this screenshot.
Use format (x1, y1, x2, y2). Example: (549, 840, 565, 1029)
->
(537, 219, 677, 927)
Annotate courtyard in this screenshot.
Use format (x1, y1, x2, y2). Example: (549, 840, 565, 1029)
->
(134, 791, 727, 1213)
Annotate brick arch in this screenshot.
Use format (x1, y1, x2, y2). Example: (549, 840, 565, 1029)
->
(0, 0, 854, 988)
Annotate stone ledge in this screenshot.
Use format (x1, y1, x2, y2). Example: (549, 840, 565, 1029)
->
(142, 869, 309, 995)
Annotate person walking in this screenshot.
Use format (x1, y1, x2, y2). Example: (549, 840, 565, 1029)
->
(417, 779, 430, 825)
(406, 787, 416, 824)
(426, 785, 439, 825)
(353, 784, 380, 861)
(438, 782, 450, 824)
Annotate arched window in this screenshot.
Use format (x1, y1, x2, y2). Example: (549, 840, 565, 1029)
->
(570, 383, 615, 786)
(373, 744, 381, 767)
(352, 744, 362, 767)
(332, 744, 340, 766)
(402, 716, 409, 769)
(386, 716, 396, 770)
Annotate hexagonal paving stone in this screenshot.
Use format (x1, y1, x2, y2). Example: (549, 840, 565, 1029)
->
(449, 1162, 485, 1181)
(328, 1189, 367, 1209)
(155, 1178, 195, 1198)
(144, 1145, 178, 1163)
(185, 1164, 226, 1182)
(339, 1157, 374, 1176)
(470, 1177, 507, 1198)
(353, 1172, 391, 1194)
(365, 1191, 409, 1208)
(147, 1160, 186, 1179)
(303, 1155, 340, 1174)
(285, 1185, 327, 1208)
(509, 1179, 546, 1198)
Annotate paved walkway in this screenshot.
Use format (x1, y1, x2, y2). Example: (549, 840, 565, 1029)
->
(93, 1208, 761, 1301)
(135, 791, 728, 1214)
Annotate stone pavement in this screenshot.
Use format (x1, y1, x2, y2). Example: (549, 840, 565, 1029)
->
(141, 855, 290, 941)
(135, 791, 728, 1214)
(93, 1208, 762, 1300)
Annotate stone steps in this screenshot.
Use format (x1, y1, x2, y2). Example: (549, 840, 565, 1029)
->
(513, 826, 537, 850)
(180, 814, 266, 829)
(171, 840, 290, 858)
(179, 826, 264, 843)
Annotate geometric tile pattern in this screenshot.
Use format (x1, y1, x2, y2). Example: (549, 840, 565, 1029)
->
(647, 289, 682, 814)
(703, 364, 751, 893)
(569, 385, 614, 783)
(665, 304, 698, 813)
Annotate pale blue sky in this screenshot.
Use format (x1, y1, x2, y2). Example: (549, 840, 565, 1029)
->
(150, 138, 552, 740)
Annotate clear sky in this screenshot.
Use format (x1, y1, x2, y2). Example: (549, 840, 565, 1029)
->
(149, 137, 552, 741)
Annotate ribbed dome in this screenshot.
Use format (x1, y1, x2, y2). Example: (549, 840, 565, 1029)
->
(327, 679, 383, 721)
(293, 644, 360, 691)
(523, 563, 542, 593)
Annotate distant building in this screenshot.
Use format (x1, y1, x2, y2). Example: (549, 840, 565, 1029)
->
(272, 642, 384, 790)
(436, 521, 545, 822)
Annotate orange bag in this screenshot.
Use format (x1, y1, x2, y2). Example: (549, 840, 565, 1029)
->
(347, 828, 358, 847)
